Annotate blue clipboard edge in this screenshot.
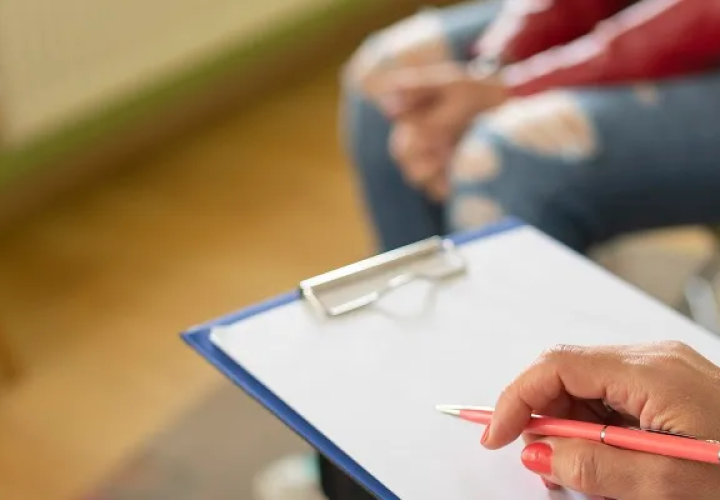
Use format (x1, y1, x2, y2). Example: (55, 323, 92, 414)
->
(181, 217, 524, 499)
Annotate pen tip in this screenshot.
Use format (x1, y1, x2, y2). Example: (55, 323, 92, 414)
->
(435, 405, 462, 417)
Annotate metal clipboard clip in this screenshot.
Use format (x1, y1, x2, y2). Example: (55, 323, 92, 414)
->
(299, 236, 467, 317)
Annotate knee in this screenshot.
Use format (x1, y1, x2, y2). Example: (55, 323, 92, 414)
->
(480, 91, 598, 161)
(447, 136, 505, 230)
(446, 92, 601, 249)
(446, 135, 587, 249)
(341, 11, 452, 98)
(342, 29, 383, 98)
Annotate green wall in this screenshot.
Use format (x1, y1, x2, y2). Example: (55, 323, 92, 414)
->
(0, 0, 389, 187)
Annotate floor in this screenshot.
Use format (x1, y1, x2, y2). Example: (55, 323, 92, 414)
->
(0, 67, 372, 500)
(0, 63, 716, 500)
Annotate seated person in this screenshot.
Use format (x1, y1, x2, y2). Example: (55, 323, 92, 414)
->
(347, 0, 720, 255)
(256, 1, 720, 498)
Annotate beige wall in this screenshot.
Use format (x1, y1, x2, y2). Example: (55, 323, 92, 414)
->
(0, 0, 336, 146)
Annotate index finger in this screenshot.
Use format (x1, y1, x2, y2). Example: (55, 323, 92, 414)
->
(483, 344, 645, 449)
(376, 63, 463, 115)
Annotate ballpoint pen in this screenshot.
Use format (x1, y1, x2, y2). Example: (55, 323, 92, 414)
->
(437, 405, 720, 465)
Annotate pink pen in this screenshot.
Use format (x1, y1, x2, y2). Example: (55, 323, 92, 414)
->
(437, 405, 720, 465)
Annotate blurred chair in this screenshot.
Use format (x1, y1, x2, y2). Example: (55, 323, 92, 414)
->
(680, 227, 720, 334)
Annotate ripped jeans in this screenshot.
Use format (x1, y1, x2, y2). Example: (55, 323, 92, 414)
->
(344, 1, 720, 255)
(322, 4, 720, 500)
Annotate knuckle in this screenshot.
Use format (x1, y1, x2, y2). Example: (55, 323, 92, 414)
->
(344, 40, 391, 89)
(659, 340, 693, 356)
(344, 12, 449, 92)
(540, 344, 582, 364)
(498, 383, 515, 402)
(563, 446, 600, 493)
(644, 341, 696, 371)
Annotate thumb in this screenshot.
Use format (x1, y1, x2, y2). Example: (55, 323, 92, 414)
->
(521, 438, 691, 499)
(378, 79, 439, 118)
(377, 65, 458, 117)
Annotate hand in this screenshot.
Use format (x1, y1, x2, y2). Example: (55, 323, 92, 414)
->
(389, 120, 451, 202)
(378, 63, 508, 128)
(344, 12, 454, 99)
(483, 342, 720, 499)
(380, 64, 508, 201)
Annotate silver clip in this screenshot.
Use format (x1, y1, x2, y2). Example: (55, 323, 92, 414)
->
(629, 427, 720, 444)
(299, 236, 467, 317)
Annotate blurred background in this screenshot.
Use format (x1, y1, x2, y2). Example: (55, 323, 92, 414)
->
(0, 1, 716, 499)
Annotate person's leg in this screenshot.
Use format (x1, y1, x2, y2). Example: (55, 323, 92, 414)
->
(447, 70, 720, 254)
(343, 0, 500, 252)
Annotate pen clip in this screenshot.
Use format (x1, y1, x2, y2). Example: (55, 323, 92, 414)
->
(630, 427, 720, 444)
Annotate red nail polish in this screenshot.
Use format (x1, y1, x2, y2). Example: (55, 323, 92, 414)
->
(481, 426, 490, 445)
(521, 442, 553, 475)
(541, 478, 561, 490)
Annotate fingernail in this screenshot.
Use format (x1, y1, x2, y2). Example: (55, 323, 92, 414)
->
(541, 478, 561, 490)
(480, 425, 490, 445)
(521, 442, 553, 475)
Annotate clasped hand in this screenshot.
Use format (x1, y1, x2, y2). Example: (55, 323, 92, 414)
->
(373, 63, 507, 201)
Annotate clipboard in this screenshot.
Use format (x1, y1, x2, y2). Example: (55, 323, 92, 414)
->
(182, 218, 720, 500)
(182, 218, 520, 499)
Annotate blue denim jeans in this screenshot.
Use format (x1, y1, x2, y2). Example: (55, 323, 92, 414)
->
(344, 1, 720, 254)
(322, 4, 720, 500)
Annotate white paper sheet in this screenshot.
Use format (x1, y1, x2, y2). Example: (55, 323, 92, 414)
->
(211, 226, 720, 500)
